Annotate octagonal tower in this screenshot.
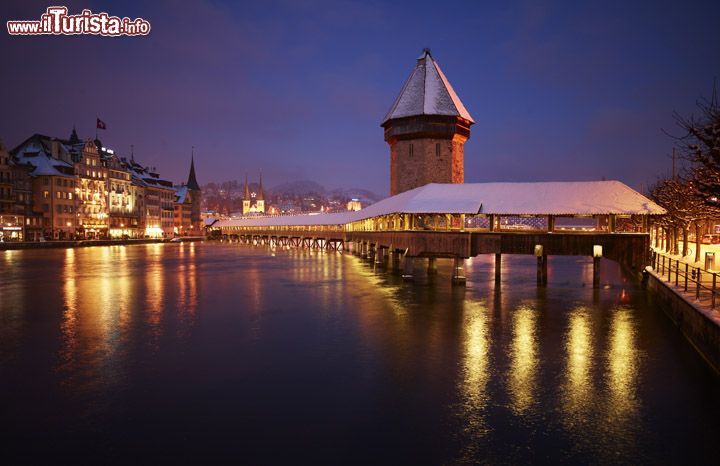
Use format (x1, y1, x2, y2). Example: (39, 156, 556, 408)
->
(382, 49, 474, 195)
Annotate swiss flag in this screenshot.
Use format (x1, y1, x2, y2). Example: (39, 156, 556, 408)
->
(96, 118, 107, 130)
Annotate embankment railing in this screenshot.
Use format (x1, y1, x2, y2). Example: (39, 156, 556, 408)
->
(651, 250, 720, 309)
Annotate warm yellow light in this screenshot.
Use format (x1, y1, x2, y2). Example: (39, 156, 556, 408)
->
(534, 244, 543, 256)
(66, 222, 72, 227)
(593, 245, 603, 258)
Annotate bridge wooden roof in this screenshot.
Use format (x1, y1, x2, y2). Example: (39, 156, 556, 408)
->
(215, 181, 665, 229)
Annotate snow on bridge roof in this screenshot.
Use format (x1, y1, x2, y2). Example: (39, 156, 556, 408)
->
(215, 181, 665, 229)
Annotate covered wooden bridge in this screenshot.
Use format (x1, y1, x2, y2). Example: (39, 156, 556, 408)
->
(212, 181, 665, 286)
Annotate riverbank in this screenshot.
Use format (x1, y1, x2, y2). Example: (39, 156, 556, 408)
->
(645, 266, 720, 374)
(0, 236, 205, 250)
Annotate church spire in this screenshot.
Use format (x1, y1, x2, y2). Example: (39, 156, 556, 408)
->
(69, 126, 80, 144)
(244, 173, 250, 199)
(186, 146, 200, 190)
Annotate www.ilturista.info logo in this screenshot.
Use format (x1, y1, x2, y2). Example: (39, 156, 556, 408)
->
(7, 6, 151, 36)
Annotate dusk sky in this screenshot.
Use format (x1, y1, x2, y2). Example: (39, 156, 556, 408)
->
(2, 0, 719, 195)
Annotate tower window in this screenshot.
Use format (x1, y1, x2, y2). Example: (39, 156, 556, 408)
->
(436, 143, 441, 156)
(409, 144, 414, 157)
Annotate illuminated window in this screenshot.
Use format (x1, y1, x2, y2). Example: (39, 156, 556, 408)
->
(43, 191, 49, 198)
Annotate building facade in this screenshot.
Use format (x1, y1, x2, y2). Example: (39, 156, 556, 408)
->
(7, 130, 199, 241)
(242, 174, 265, 215)
(106, 153, 139, 238)
(12, 134, 78, 239)
(382, 49, 474, 196)
(75, 140, 109, 238)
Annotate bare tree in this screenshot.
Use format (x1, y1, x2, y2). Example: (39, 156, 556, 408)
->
(674, 86, 720, 202)
(650, 177, 719, 261)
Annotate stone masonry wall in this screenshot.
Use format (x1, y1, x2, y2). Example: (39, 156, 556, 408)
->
(390, 135, 466, 195)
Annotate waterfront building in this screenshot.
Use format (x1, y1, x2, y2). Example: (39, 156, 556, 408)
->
(173, 185, 193, 234)
(242, 173, 265, 215)
(131, 166, 174, 238)
(0, 141, 31, 240)
(173, 157, 203, 236)
(6, 129, 198, 241)
(75, 140, 109, 238)
(11, 134, 78, 239)
(382, 49, 474, 196)
(182, 153, 203, 235)
(105, 153, 139, 238)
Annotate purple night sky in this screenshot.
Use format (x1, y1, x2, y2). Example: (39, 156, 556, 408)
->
(2, 0, 719, 195)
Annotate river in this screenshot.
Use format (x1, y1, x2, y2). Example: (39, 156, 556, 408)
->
(1, 243, 718, 464)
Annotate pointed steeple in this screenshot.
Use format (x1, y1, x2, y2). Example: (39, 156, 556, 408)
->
(186, 146, 200, 190)
(382, 48, 474, 124)
(257, 171, 264, 200)
(244, 173, 250, 199)
(69, 126, 80, 144)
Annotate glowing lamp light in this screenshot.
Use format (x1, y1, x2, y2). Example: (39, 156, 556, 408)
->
(534, 244, 543, 257)
(66, 222, 72, 227)
(593, 245, 603, 258)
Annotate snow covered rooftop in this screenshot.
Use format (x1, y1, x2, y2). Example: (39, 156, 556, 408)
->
(175, 185, 189, 204)
(13, 138, 75, 178)
(217, 211, 359, 228)
(382, 49, 474, 124)
(215, 181, 665, 229)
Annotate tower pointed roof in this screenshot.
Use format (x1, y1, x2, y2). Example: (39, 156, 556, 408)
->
(382, 48, 474, 125)
(244, 173, 250, 199)
(187, 148, 200, 190)
(68, 126, 80, 144)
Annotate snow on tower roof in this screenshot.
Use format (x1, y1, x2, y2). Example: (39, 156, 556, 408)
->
(215, 181, 665, 230)
(382, 49, 474, 124)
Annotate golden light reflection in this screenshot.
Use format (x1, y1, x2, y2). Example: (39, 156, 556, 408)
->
(146, 245, 165, 340)
(606, 306, 639, 421)
(59, 247, 136, 388)
(509, 304, 538, 414)
(177, 244, 198, 335)
(460, 300, 491, 434)
(561, 309, 594, 425)
(59, 248, 78, 374)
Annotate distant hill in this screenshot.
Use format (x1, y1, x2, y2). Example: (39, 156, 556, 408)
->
(271, 180, 326, 196)
(270, 180, 382, 204)
(329, 188, 383, 204)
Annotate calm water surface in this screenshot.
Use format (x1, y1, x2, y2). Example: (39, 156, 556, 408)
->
(1, 243, 719, 464)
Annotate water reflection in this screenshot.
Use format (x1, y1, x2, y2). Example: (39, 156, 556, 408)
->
(177, 242, 198, 330)
(58, 248, 78, 377)
(606, 306, 639, 421)
(561, 308, 594, 426)
(0, 251, 24, 362)
(2, 246, 717, 464)
(508, 304, 538, 414)
(146, 244, 165, 344)
(460, 300, 491, 433)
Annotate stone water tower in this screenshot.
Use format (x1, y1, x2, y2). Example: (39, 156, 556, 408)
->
(382, 49, 474, 195)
